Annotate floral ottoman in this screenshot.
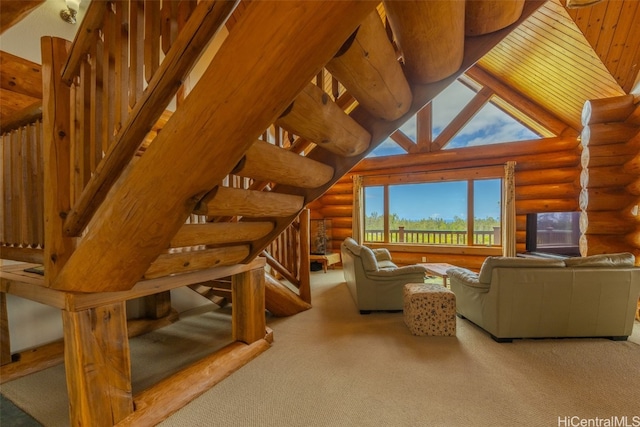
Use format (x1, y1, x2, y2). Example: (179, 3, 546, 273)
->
(403, 283, 456, 336)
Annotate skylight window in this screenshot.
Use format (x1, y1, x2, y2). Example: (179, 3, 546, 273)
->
(432, 80, 477, 139)
(368, 115, 417, 157)
(366, 75, 547, 158)
(445, 98, 541, 149)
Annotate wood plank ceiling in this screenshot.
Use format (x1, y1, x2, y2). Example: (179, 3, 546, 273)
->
(478, 0, 630, 131)
(1, 0, 638, 131)
(0, 51, 42, 131)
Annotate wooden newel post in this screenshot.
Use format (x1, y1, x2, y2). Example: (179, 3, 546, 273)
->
(62, 302, 133, 426)
(232, 267, 266, 344)
(41, 36, 75, 287)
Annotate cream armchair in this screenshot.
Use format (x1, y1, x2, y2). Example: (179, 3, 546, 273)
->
(341, 237, 427, 314)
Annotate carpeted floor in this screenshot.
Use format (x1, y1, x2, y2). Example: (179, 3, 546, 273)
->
(2, 270, 639, 426)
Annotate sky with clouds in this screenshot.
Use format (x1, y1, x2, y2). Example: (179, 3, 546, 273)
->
(370, 79, 539, 156)
(365, 78, 539, 222)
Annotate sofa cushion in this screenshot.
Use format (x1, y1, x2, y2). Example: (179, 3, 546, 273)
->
(372, 248, 392, 262)
(359, 245, 379, 272)
(447, 267, 490, 291)
(564, 252, 635, 268)
(478, 257, 566, 284)
(378, 260, 398, 270)
(343, 237, 362, 256)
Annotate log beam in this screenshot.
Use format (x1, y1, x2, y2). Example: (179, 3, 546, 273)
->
(170, 222, 274, 248)
(233, 140, 335, 189)
(581, 123, 639, 146)
(119, 340, 270, 427)
(465, 0, 525, 36)
(579, 211, 634, 235)
(275, 83, 371, 157)
(384, 0, 465, 84)
(0, 1, 45, 34)
(195, 186, 304, 218)
(144, 245, 250, 280)
(325, 10, 412, 121)
(581, 94, 636, 126)
(580, 166, 636, 188)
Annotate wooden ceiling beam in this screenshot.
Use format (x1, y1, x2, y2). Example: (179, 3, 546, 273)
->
(466, 65, 574, 136)
(0, 51, 42, 98)
(0, 1, 45, 35)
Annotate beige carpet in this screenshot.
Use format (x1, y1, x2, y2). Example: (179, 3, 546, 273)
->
(2, 270, 639, 426)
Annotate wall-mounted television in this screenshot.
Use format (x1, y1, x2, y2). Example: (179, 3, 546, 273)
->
(525, 212, 581, 258)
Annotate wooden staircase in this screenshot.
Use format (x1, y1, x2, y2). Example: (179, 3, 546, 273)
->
(1, 1, 546, 424)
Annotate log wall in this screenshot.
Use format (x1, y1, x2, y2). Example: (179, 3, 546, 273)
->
(579, 95, 640, 264)
(311, 136, 582, 270)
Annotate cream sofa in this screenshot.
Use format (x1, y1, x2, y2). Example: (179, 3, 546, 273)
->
(341, 237, 427, 314)
(448, 253, 640, 342)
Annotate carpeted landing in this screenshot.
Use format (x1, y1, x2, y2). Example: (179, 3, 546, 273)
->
(1, 269, 639, 426)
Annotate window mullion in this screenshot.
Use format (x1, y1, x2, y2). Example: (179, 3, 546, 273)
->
(468, 180, 474, 246)
(384, 185, 389, 243)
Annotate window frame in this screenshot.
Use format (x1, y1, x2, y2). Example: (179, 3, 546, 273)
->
(362, 166, 504, 248)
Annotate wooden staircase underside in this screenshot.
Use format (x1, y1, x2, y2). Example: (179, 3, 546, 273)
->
(0, 1, 553, 424)
(48, 0, 545, 294)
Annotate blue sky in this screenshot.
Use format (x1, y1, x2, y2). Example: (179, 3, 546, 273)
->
(365, 78, 539, 221)
(365, 180, 501, 222)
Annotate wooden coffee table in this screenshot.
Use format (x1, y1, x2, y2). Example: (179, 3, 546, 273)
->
(419, 263, 455, 287)
(310, 252, 341, 273)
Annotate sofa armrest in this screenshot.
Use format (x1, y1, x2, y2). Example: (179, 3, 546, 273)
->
(372, 248, 392, 262)
(447, 267, 490, 291)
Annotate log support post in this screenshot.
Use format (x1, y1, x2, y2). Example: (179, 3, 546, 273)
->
(232, 267, 266, 344)
(299, 208, 311, 304)
(62, 301, 133, 426)
(0, 293, 11, 366)
(144, 291, 172, 319)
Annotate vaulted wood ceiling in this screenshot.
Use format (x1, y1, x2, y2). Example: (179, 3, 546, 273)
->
(479, 0, 638, 131)
(1, 0, 638, 132)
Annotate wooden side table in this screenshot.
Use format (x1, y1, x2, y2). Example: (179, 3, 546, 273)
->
(418, 262, 456, 287)
(310, 253, 341, 273)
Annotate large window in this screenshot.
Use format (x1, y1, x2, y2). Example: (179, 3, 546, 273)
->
(363, 171, 502, 247)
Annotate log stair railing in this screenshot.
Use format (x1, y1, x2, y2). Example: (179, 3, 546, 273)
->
(1, 1, 549, 424)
